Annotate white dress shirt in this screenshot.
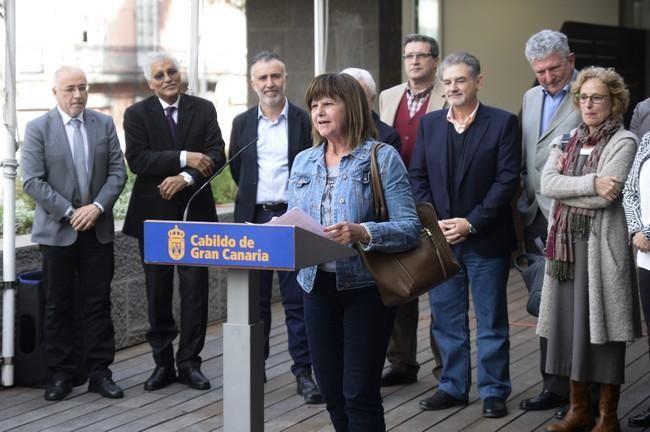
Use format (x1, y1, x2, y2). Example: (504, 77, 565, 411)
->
(256, 100, 289, 203)
(638, 159, 650, 270)
(57, 106, 104, 213)
(157, 96, 193, 185)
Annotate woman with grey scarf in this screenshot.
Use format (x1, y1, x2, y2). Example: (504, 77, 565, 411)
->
(537, 66, 638, 432)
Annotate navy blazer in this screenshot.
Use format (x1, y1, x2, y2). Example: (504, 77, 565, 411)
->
(229, 101, 312, 223)
(372, 111, 401, 153)
(409, 104, 521, 257)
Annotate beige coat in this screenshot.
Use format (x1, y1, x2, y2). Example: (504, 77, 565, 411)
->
(378, 81, 446, 126)
(536, 127, 638, 344)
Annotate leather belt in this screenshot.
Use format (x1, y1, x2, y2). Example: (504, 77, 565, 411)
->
(256, 202, 288, 212)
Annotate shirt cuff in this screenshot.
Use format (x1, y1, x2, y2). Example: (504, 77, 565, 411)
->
(64, 206, 75, 220)
(93, 202, 104, 213)
(180, 150, 187, 168)
(358, 223, 374, 251)
(180, 171, 194, 185)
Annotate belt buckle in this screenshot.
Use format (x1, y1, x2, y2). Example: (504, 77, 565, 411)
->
(262, 202, 285, 212)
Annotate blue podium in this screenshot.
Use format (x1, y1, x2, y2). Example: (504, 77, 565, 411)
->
(144, 220, 356, 432)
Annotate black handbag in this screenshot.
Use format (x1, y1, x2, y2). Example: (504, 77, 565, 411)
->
(357, 143, 460, 306)
(514, 251, 545, 317)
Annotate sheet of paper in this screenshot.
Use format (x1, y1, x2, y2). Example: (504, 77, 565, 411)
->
(266, 207, 326, 237)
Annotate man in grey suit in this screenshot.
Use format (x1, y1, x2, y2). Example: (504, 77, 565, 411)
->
(21, 66, 127, 401)
(631, 98, 650, 139)
(377, 33, 446, 387)
(518, 30, 581, 413)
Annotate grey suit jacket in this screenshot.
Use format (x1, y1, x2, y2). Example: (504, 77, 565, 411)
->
(521, 83, 581, 225)
(630, 97, 650, 139)
(21, 108, 127, 246)
(378, 81, 446, 126)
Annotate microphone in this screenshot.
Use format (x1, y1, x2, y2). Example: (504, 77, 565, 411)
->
(182, 136, 258, 221)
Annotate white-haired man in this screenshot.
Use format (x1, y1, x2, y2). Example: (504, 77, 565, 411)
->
(341, 67, 401, 150)
(519, 29, 581, 414)
(123, 52, 226, 392)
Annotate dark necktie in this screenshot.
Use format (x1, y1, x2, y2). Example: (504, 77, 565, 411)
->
(71, 118, 90, 205)
(165, 106, 178, 142)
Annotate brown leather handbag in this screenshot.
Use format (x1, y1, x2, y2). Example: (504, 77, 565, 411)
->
(357, 143, 460, 306)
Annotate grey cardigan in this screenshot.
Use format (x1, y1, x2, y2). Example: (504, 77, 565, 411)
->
(536, 127, 638, 344)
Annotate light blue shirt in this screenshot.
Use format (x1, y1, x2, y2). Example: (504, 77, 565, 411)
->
(287, 139, 421, 292)
(540, 87, 568, 136)
(539, 71, 576, 136)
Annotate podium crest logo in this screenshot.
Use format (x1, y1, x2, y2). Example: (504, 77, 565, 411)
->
(168, 225, 185, 260)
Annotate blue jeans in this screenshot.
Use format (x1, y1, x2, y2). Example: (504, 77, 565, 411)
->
(304, 271, 396, 432)
(429, 244, 511, 401)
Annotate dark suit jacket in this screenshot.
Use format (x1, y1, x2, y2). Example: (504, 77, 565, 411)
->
(122, 94, 226, 239)
(21, 108, 126, 246)
(409, 104, 521, 257)
(229, 101, 311, 223)
(372, 111, 401, 152)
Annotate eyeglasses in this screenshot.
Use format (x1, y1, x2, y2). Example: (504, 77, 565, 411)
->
(576, 94, 608, 104)
(152, 68, 179, 82)
(402, 52, 434, 61)
(61, 84, 89, 94)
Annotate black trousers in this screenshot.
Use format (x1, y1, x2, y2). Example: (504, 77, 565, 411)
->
(41, 230, 115, 380)
(138, 238, 209, 369)
(639, 267, 650, 360)
(253, 205, 311, 375)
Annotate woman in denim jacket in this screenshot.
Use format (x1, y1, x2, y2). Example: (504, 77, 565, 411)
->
(287, 73, 420, 431)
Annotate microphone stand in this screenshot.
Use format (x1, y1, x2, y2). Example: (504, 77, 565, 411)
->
(182, 136, 258, 221)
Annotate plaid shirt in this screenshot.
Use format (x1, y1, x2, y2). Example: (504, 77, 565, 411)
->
(406, 85, 433, 118)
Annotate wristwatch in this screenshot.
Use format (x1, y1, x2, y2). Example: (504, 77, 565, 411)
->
(64, 207, 75, 220)
(468, 221, 477, 235)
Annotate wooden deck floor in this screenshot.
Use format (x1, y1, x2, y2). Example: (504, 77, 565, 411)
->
(1, 270, 649, 431)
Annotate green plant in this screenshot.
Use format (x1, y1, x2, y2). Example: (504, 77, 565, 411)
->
(113, 168, 136, 220)
(0, 179, 36, 237)
(211, 166, 237, 204)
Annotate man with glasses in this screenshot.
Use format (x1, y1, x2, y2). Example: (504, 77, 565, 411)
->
(518, 29, 581, 414)
(123, 52, 226, 392)
(21, 66, 127, 401)
(377, 33, 446, 387)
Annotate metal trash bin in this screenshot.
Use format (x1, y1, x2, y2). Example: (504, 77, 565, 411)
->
(14, 271, 88, 388)
(15, 271, 47, 387)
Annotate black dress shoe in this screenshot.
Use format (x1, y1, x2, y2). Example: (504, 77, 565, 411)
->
(296, 371, 324, 404)
(519, 389, 567, 411)
(178, 367, 211, 390)
(144, 365, 176, 391)
(44, 376, 72, 401)
(629, 406, 650, 427)
(419, 390, 468, 410)
(483, 397, 508, 418)
(380, 367, 417, 387)
(88, 376, 124, 399)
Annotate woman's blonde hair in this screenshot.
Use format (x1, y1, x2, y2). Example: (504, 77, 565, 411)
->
(571, 66, 629, 121)
(305, 73, 377, 148)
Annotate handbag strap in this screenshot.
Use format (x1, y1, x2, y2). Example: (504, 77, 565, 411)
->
(370, 143, 388, 222)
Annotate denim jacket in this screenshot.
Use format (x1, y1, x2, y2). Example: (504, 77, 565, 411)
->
(287, 139, 421, 292)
